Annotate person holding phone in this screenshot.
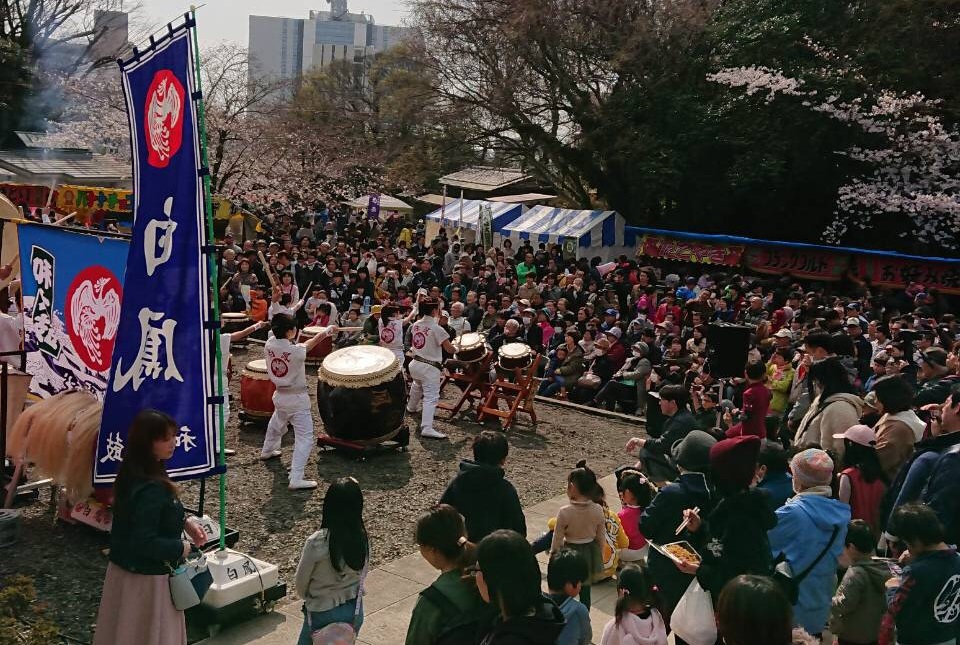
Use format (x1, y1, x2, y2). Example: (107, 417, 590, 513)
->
(879, 385, 960, 551)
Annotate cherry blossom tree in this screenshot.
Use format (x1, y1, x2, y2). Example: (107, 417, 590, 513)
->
(708, 60, 960, 251)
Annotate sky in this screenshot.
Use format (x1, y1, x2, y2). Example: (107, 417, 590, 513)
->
(135, 0, 411, 49)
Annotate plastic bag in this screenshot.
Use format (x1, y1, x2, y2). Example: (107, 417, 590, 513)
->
(670, 579, 716, 645)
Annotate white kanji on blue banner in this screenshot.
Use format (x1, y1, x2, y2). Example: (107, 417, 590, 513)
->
(95, 23, 217, 484)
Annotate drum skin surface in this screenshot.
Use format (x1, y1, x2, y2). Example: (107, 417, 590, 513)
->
(499, 342, 533, 369)
(223, 312, 251, 344)
(240, 359, 275, 417)
(317, 346, 406, 444)
(454, 332, 487, 363)
(300, 326, 333, 364)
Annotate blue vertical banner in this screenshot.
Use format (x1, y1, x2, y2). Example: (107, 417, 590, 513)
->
(95, 22, 217, 484)
(367, 193, 381, 220)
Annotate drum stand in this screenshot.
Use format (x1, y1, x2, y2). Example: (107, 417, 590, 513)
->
(316, 424, 410, 461)
(477, 354, 540, 430)
(438, 352, 494, 419)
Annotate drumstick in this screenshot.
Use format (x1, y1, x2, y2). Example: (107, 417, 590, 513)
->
(53, 211, 78, 226)
(257, 250, 278, 290)
(675, 507, 700, 536)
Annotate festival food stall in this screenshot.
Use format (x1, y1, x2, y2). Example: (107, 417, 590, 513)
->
(422, 198, 526, 245)
(629, 226, 960, 294)
(499, 205, 638, 262)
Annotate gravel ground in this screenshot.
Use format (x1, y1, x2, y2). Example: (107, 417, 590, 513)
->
(1, 344, 645, 643)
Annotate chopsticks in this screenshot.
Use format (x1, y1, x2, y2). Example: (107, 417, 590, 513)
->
(675, 507, 700, 536)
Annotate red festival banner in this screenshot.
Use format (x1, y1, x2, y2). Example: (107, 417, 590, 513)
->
(856, 256, 960, 295)
(743, 247, 850, 281)
(0, 183, 52, 208)
(637, 234, 744, 266)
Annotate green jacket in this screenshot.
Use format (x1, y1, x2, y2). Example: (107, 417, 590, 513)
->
(829, 558, 891, 643)
(405, 569, 486, 645)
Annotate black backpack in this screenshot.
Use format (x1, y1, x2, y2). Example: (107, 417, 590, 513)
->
(419, 585, 495, 645)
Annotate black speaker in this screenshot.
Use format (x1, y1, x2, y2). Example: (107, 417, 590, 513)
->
(706, 323, 752, 378)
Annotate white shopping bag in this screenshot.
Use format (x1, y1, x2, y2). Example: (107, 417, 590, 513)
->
(670, 578, 716, 645)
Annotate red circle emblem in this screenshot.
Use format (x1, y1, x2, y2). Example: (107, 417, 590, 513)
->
(380, 326, 395, 344)
(144, 69, 186, 168)
(65, 266, 123, 372)
(412, 331, 427, 350)
(270, 358, 289, 378)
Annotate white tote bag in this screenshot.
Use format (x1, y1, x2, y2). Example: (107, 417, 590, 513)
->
(669, 579, 716, 645)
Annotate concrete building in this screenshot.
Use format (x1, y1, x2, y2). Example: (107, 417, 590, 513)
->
(248, 1, 410, 89)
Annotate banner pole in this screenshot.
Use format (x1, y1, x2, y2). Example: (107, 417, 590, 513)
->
(189, 6, 227, 551)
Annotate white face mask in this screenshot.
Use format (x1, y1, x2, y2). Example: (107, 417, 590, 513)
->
(522, 317, 532, 325)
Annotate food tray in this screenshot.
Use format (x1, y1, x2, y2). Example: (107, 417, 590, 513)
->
(649, 540, 701, 566)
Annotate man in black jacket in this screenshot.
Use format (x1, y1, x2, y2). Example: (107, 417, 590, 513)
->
(625, 384, 698, 482)
(440, 430, 526, 543)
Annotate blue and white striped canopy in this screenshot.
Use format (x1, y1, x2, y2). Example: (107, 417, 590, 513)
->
(423, 199, 525, 232)
(499, 206, 638, 261)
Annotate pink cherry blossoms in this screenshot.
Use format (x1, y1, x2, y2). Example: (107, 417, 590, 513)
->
(708, 61, 960, 251)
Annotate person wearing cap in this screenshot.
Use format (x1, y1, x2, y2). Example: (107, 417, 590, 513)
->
(221, 231, 241, 254)
(406, 298, 457, 440)
(914, 347, 960, 407)
(833, 425, 886, 533)
(602, 326, 626, 374)
(864, 350, 889, 393)
(675, 436, 777, 600)
(588, 341, 651, 415)
(845, 316, 873, 382)
(772, 326, 794, 351)
(601, 308, 619, 332)
(768, 449, 851, 636)
(625, 384, 698, 483)
(361, 304, 382, 344)
(638, 430, 715, 627)
(519, 307, 544, 355)
(766, 348, 795, 415)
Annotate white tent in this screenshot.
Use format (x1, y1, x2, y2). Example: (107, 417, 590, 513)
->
(343, 195, 413, 213)
(498, 206, 637, 261)
(422, 199, 526, 244)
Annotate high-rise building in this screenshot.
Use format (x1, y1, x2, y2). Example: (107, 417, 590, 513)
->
(248, 1, 410, 90)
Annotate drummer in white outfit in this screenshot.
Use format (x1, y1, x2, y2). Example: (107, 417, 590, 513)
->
(379, 304, 415, 366)
(406, 298, 456, 439)
(219, 319, 269, 455)
(259, 313, 338, 490)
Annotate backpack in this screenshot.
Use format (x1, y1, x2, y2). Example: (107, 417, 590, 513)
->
(419, 584, 495, 645)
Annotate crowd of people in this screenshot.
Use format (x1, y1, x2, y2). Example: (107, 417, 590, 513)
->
(92, 207, 960, 645)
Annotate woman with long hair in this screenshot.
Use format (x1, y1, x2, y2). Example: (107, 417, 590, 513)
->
(294, 477, 369, 645)
(476, 530, 565, 645)
(93, 410, 207, 645)
(405, 505, 491, 645)
(793, 357, 864, 457)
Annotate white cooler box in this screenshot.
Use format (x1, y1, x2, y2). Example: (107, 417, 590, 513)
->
(201, 549, 281, 609)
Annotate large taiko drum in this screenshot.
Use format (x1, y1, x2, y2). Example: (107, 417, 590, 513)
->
(317, 346, 406, 445)
(300, 326, 334, 365)
(222, 312, 250, 345)
(454, 332, 487, 363)
(240, 359, 275, 418)
(499, 342, 533, 370)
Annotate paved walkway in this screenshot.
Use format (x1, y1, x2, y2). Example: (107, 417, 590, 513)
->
(200, 474, 634, 645)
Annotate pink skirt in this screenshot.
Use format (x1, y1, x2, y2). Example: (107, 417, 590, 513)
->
(93, 562, 187, 645)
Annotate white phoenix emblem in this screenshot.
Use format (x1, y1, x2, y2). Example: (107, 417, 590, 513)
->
(147, 76, 182, 163)
(70, 277, 121, 366)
